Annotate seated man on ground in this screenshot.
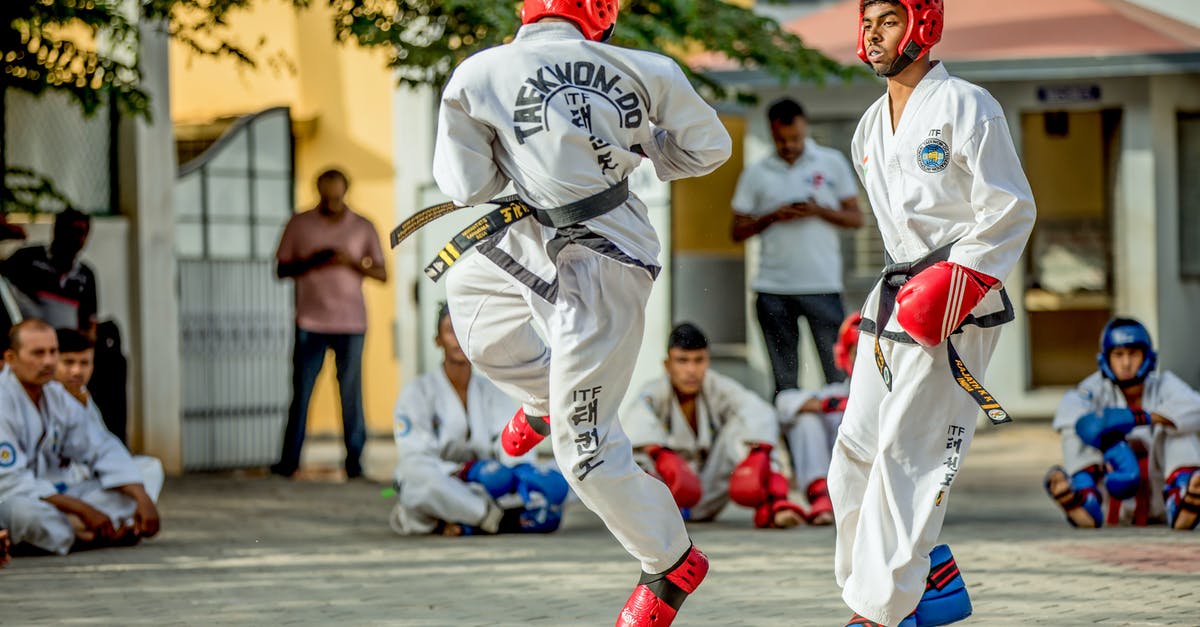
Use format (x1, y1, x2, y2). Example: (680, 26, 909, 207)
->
(390, 305, 569, 536)
(622, 323, 807, 528)
(775, 312, 861, 526)
(1047, 317, 1200, 530)
(54, 328, 163, 489)
(0, 320, 161, 555)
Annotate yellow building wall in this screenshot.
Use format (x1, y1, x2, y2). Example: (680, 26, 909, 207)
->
(170, 3, 400, 436)
(672, 114, 746, 255)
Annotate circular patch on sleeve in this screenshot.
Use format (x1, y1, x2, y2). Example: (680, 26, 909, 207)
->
(0, 442, 16, 467)
(917, 138, 950, 173)
(394, 415, 412, 438)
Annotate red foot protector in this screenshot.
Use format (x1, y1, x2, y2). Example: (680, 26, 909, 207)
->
(806, 477, 833, 522)
(501, 408, 550, 456)
(616, 545, 709, 627)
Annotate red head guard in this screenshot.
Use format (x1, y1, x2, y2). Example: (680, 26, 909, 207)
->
(522, 0, 619, 42)
(856, 0, 943, 68)
(833, 312, 864, 375)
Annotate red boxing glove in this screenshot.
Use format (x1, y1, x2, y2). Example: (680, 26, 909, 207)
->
(647, 446, 702, 509)
(820, 396, 849, 413)
(729, 443, 774, 507)
(895, 261, 999, 347)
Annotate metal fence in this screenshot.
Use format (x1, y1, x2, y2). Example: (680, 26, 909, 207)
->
(176, 107, 295, 470)
(4, 89, 115, 214)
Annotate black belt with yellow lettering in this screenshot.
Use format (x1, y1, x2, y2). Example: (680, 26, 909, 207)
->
(422, 179, 630, 282)
(868, 242, 1013, 426)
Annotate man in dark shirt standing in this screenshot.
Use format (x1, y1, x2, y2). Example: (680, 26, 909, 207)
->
(1, 208, 97, 339)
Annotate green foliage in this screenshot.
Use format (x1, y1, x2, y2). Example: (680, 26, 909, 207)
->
(1, 1, 852, 212)
(330, 0, 857, 98)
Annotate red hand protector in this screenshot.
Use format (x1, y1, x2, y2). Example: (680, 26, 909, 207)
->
(895, 261, 998, 347)
(647, 446, 702, 509)
(729, 443, 774, 507)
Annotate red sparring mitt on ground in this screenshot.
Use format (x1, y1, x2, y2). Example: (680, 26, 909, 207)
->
(895, 261, 999, 347)
(646, 446, 702, 510)
(729, 443, 807, 528)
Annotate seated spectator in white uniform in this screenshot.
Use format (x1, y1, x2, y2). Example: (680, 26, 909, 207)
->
(390, 305, 569, 536)
(1047, 317, 1200, 530)
(622, 323, 807, 528)
(54, 328, 164, 490)
(775, 312, 861, 526)
(0, 320, 162, 555)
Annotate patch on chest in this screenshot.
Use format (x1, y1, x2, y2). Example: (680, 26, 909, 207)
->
(917, 137, 950, 173)
(0, 441, 15, 467)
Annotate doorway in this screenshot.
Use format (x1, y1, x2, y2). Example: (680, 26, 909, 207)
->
(1020, 109, 1121, 387)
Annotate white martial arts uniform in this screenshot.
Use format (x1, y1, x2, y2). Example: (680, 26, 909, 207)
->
(435, 22, 731, 572)
(622, 370, 779, 520)
(391, 367, 529, 535)
(777, 382, 849, 489)
(831, 61, 1036, 625)
(1053, 370, 1200, 523)
(0, 370, 163, 555)
(62, 391, 164, 489)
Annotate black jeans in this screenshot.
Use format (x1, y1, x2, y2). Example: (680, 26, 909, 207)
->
(272, 327, 366, 478)
(755, 292, 847, 393)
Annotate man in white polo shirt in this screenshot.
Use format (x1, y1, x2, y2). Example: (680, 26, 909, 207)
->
(732, 98, 863, 394)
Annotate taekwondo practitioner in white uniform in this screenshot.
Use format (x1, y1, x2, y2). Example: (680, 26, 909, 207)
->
(622, 323, 807, 528)
(391, 305, 569, 536)
(1046, 318, 1200, 531)
(832, 2, 1036, 626)
(54, 328, 164, 489)
(776, 312, 861, 526)
(0, 320, 162, 555)
(433, 0, 730, 623)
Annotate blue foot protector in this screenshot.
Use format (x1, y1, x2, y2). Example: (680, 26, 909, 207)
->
(914, 545, 972, 627)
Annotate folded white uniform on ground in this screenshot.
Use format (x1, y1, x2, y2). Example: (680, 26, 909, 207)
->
(0, 368, 163, 554)
(623, 370, 779, 520)
(434, 21, 730, 572)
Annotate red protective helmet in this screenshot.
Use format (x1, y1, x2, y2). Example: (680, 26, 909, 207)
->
(856, 0, 943, 67)
(833, 312, 864, 375)
(522, 0, 619, 42)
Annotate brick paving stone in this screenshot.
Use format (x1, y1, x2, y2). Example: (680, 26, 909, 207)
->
(3, 423, 1199, 626)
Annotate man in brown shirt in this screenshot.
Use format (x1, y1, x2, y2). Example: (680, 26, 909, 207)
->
(271, 169, 387, 479)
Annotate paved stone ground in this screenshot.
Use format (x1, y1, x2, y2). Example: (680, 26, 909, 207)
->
(4, 422, 1200, 626)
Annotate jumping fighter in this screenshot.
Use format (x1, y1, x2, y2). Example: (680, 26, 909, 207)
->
(431, 0, 731, 623)
(1046, 317, 1200, 530)
(390, 305, 569, 536)
(622, 323, 807, 528)
(833, 1, 1036, 625)
(776, 312, 862, 526)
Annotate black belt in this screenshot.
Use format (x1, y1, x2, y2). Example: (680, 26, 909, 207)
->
(424, 180, 629, 282)
(869, 242, 1012, 426)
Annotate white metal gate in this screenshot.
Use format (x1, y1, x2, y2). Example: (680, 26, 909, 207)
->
(175, 107, 295, 470)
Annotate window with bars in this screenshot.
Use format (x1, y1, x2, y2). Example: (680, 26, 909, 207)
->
(174, 108, 294, 261)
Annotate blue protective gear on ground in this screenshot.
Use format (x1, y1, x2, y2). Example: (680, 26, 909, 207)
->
(1164, 468, 1198, 528)
(465, 460, 518, 499)
(513, 463, 570, 505)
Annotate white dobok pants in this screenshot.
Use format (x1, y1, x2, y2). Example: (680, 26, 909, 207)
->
(446, 243, 690, 573)
(829, 326, 1000, 625)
